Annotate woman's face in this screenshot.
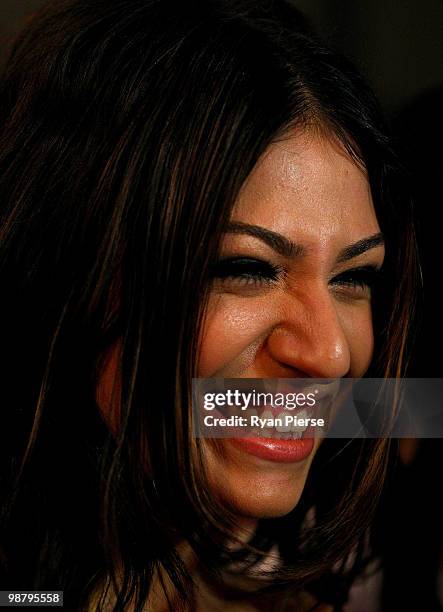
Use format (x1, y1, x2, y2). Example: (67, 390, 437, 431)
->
(197, 129, 385, 519)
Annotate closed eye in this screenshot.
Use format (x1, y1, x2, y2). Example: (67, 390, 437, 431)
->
(329, 265, 382, 295)
(210, 258, 382, 296)
(209, 257, 283, 288)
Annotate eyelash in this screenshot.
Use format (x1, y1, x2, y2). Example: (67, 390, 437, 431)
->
(210, 258, 283, 287)
(330, 266, 381, 292)
(210, 257, 381, 292)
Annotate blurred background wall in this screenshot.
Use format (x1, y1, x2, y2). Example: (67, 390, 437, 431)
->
(295, 0, 443, 113)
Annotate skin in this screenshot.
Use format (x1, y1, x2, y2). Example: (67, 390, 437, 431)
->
(197, 129, 385, 519)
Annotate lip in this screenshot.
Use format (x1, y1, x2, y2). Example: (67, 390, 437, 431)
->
(228, 434, 315, 463)
(272, 379, 341, 401)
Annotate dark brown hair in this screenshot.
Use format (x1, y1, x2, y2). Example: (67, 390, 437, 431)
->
(0, 0, 419, 609)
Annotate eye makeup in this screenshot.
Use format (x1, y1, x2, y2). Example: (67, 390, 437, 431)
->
(209, 257, 382, 295)
(329, 265, 382, 293)
(209, 257, 284, 288)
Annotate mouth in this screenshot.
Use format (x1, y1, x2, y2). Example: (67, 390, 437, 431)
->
(230, 404, 318, 462)
(248, 408, 314, 440)
(198, 378, 341, 462)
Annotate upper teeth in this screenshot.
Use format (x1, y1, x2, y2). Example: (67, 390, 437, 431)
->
(292, 409, 308, 433)
(254, 409, 309, 438)
(275, 411, 292, 432)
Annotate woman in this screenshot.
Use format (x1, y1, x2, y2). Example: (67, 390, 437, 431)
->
(0, 0, 419, 610)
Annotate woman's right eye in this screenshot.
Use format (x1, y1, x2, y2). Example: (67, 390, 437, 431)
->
(209, 257, 283, 288)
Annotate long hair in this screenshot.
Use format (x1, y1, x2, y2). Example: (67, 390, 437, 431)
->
(0, 0, 419, 609)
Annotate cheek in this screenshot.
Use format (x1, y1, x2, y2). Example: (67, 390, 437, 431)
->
(339, 302, 374, 376)
(197, 293, 274, 377)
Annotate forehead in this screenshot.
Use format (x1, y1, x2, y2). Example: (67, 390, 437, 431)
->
(232, 130, 380, 247)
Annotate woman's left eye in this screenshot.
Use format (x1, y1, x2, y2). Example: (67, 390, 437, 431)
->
(329, 265, 381, 295)
(209, 257, 283, 288)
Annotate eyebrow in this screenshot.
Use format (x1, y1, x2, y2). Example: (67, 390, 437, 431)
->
(226, 222, 304, 258)
(336, 233, 385, 263)
(225, 222, 384, 263)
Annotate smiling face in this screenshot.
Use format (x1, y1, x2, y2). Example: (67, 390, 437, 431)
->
(197, 129, 385, 519)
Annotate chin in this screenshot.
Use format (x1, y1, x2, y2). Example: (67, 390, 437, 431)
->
(206, 440, 316, 519)
(222, 477, 308, 519)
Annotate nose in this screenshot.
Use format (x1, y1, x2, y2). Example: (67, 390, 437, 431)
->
(264, 288, 351, 378)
